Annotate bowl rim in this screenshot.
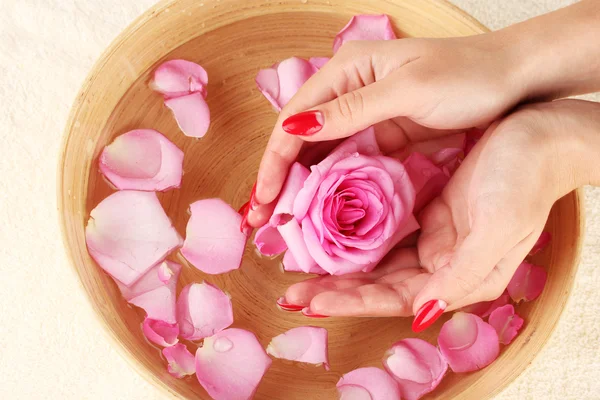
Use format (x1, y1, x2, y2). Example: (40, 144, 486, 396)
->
(56, 0, 586, 398)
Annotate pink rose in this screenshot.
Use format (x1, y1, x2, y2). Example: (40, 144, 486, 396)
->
(255, 128, 419, 275)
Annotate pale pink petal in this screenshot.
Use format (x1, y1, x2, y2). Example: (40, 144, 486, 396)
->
(278, 218, 321, 273)
(459, 292, 510, 319)
(157, 262, 175, 284)
(267, 326, 329, 369)
(336, 367, 401, 400)
(142, 318, 179, 347)
(150, 59, 208, 99)
(176, 282, 233, 341)
(165, 92, 211, 138)
(529, 231, 552, 256)
(115, 261, 181, 301)
(85, 191, 183, 286)
(276, 57, 318, 107)
(255, 66, 281, 111)
(309, 57, 330, 69)
(195, 329, 272, 400)
(130, 284, 178, 323)
(281, 251, 328, 275)
(99, 129, 184, 192)
(383, 338, 448, 400)
(271, 162, 310, 226)
(254, 224, 287, 256)
(488, 304, 524, 345)
(181, 198, 247, 274)
(507, 262, 547, 303)
(403, 152, 449, 213)
(438, 312, 499, 373)
(163, 343, 196, 378)
(333, 15, 397, 53)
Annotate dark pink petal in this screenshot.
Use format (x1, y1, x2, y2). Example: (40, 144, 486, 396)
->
(309, 57, 330, 69)
(163, 343, 196, 378)
(488, 304, 524, 345)
(333, 15, 397, 53)
(150, 59, 208, 99)
(115, 261, 181, 301)
(99, 129, 183, 192)
(271, 162, 310, 226)
(254, 224, 287, 257)
(176, 282, 233, 341)
(383, 338, 448, 400)
(181, 198, 247, 274)
(464, 128, 485, 156)
(529, 231, 552, 256)
(403, 152, 449, 213)
(337, 367, 401, 400)
(165, 92, 211, 138)
(459, 292, 510, 319)
(85, 191, 183, 286)
(142, 318, 179, 347)
(267, 326, 329, 369)
(438, 312, 499, 373)
(507, 262, 547, 303)
(281, 251, 328, 275)
(195, 328, 272, 400)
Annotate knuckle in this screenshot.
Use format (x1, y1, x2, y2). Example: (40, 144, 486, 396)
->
(334, 90, 365, 122)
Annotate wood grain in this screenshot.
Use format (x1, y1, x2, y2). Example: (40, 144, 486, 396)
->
(57, 0, 584, 399)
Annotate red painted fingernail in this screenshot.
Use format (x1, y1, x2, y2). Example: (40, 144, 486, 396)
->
(282, 110, 324, 136)
(249, 182, 260, 211)
(302, 307, 329, 318)
(412, 299, 447, 333)
(276, 297, 304, 312)
(239, 201, 252, 235)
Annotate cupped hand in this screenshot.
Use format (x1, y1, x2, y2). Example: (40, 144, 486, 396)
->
(249, 33, 525, 226)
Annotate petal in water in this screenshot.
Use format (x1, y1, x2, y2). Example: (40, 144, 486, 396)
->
(488, 304, 524, 345)
(267, 326, 329, 369)
(181, 198, 247, 274)
(459, 292, 510, 319)
(333, 14, 397, 53)
(507, 262, 547, 303)
(165, 92, 211, 138)
(195, 329, 272, 400)
(163, 343, 196, 378)
(176, 282, 233, 341)
(85, 191, 183, 286)
(438, 312, 499, 373)
(383, 338, 448, 400)
(150, 59, 208, 99)
(142, 318, 179, 347)
(336, 367, 401, 400)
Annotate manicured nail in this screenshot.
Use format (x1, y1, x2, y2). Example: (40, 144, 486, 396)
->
(249, 182, 260, 211)
(412, 299, 447, 333)
(302, 307, 329, 318)
(282, 110, 324, 136)
(238, 201, 252, 235)
(276, 297, 304, 312)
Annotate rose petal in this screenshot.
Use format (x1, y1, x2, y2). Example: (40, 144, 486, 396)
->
(459, 292, 510, 319)
(281, 251, 328, 275)
(195, 328, 272, 400)
(336, 367, 401, 400)
(150, 59, 208, 99)
(267, 326, 329, 369)
(165, 92, 211, 138)
(256, 57, 317, 111)
(278, 218, 321, 273)
(309, 57, 330, 69)
(157, 261, 175, 284)
(85, 191, 183, 286)
(403, 152, 449, 213)
(383, 338, 448, 400)
(529, 231, 552, 256)
(255, 67, 280, 110)
(464, 128, 485, 157)
(181, 198, 247, 274)
(438, 312, 500, 373)
(163, 343, 196, 378)
(115, 261, 181, 301)
(333, 15, 396, 53)
(507, 262, 548, 303)
(130, 284, 178, 324)
(488, 304, 524, 345)
(254, 224, 287, 257)
(99, 129, 184, 192)
(271, 162, 310, 226)
(142, 318, 179, 347)
(176, 282, 233, 341)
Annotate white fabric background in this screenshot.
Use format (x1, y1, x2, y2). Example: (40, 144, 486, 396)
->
(0, 0, 598, 399)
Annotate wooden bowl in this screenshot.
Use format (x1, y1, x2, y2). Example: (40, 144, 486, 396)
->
(58, 0, 584, 399)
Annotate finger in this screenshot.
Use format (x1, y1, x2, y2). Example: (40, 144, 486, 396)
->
(285, 277, 372, 307)
(416, 197, 457, 273)
(310, 272, 430, 317)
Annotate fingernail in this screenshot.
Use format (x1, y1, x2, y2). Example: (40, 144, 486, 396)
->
(412, 299, 447, 333)
(276, 297, 304, 312)
(238, 201, 252, 235)
(302, 307, 329, 318)
(282, 110, 324, 136)
(249, 182, 260, 211)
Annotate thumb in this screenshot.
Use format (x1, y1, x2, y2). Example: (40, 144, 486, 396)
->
(281, 75, 414, 142)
